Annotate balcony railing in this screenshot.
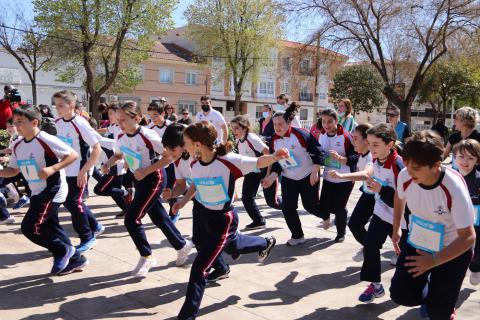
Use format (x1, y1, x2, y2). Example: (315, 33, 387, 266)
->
(299, 93, 313, 101)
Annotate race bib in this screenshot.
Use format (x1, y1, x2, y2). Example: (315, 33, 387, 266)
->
(120, 146, 142, 171)
(474, 205, 480, 227)
(407, 215, 445, 253)
(324, 155, 341, 169)
(278, 150, 299, 169)
(58, 136, 73, 147)
(193, 177, 230, 206)
(17, 159, 41, 183)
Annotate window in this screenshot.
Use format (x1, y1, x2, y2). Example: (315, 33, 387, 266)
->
(300, 86, 312, 101)
(256, 105, 264, 118)
(281, 81, 289, 94)
(318, 92, 327, 100)
(186, 71, 198, 85)
(258, 80, 274, 96)
(282, 57, 291, 71)
(301, 58, 311, 73)
(319, 63, 328, 76)
(178, 100, 196, 115)
(159, 67, 173, 84)
(212, 77, 224, 92)
(300, 108, 308, 120)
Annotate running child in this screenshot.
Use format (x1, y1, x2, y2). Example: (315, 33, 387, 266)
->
(172, 120, 286, 320)
(318, 108, 358, 243)
(0, 105, 88, 275)
(231, 115, 282, 230)
(390, 131, 476, 319)
(53, 90, 104, 253)
(161, 123, 231, 283)
(263, 102, 325, 246)
(329, 123, 375, 260)
(97, 103, 122, 139)
(452, 139, 480, 286)
(103, 101, 193, 277)
(358, 123, 407, 303)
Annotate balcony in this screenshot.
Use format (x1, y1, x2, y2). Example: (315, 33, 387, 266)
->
(299, 93, 313, 101)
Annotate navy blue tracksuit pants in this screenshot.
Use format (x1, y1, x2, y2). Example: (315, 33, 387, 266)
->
(319, 180, 355, 237)
(0, 192, 9, 221)
(242, 170, 282, 224)
(391, 242, 472, 320)
(93, 174, 128, 214)
(64, 177, 98, 242)
(21, 190, 81, 262)
(348, 191, 375, 245)
(178, 207, 268, 320)
(124, 169, 185, 257)
(280, 175, 321, 239)
(470, 225, 480, 273)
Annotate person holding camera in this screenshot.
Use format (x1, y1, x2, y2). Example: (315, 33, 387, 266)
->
(0, 85, 22, 129)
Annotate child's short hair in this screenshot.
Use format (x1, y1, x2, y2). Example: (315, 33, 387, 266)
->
(107, 103, 119, 112)
(52, 90, 77, 104)
(453, 139, 480, 164)
(354, 123, 373, 139)
(6, 117, 14, 125)
(366, 123, 397, 145)
(402, 130, 444, 167)
(13, 105, 42, 124)
(120, 101, 142, 118)
(147, 101, 165, 114)
(321, 108, 339, 122)
(162, 123, 187, 149)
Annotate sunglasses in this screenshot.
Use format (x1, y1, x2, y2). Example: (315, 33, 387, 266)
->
(386, 113, 398, 117)
(183, 113, 189, 115)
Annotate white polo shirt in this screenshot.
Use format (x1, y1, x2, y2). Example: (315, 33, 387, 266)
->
(195, 109, 227, 143)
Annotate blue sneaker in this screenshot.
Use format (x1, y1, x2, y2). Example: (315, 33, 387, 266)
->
(13, 195, 30, 209)
(58, 255, 88, 275)
(420, 304, 429, 318)
(359, 283, 385, 303)
(170, 212, 181, 224)
(75, 237, 97, 253)
(51, 245, 76, 274)
(94, 223, 105, 237)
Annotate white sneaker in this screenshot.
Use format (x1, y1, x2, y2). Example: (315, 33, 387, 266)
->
(390, 254, 398, 266)
(352, 249, 364, 262)
(0, 216, 15, 225)
(321, 218, 333, 230)
(286, 237, 306, 246)
(176, 239, 193, 266)
(470, 272, 480, 286)
(131, 256, 157, 277)
(6, 184, 19, 203)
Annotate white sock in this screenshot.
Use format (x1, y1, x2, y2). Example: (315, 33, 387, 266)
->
(373, 282, 382, 289)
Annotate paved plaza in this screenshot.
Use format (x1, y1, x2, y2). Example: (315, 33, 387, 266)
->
(1, 180, 479, 320)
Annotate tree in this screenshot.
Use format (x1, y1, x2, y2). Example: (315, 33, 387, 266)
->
(287, 0, 479, 123)
(0, 7, 54, 106)
(33, 0, 176, 118)
(330, 65, 385, 114)
(185, 0, 284, 115)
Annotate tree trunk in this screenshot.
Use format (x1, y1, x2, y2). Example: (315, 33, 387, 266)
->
(89, 93, 101, 119)
(31, 77, 37, 107)
(233, 89, 242, 115)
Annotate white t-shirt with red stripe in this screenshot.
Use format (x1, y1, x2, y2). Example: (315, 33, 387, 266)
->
(174, 155, 192, 180)
(107, 123, 122, 139)
(147, 120, 172, 138)
(237, 132, 267, 158)
(397, 166, 475, 247)
(319, 127, 354, 183)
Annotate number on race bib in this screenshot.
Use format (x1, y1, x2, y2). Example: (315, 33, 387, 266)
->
(17, 159, 41, 183)
(193, 177, 230, 206)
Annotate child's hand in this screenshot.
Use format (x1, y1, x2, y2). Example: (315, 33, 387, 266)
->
(274, 148, 289, 160)
(328, 170, 343, 179)
(101, 164, 109, 175)
(162, 188, 173, 200)
(365, 177, 381, 193)
(39, 167, 55, 180)
(309, 170, 319, 186)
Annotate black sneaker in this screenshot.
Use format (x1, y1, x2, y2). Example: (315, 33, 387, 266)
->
(258, 236, 276, 263)
(58, 255, 88, 276)
(334, 235, 345, 243)
(245, 221, 266, 230)
(207, 267, 231, 282)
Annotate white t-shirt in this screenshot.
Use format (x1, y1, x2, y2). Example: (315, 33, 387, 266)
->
(358, 151, 373, 171)
(99, 137, 126, 176)
(10, 131, 72, 203)
(55, 115, 102, 177)
(237, 132, 267, 158)
(319, 128, 354, 183)
(147, 120, 172, 138)
(397, 166, 475, 247)
(291, 116, 302, 128)
(114, 126, 163, 173)
(191, 153, 257, 211)
(174, 155, 192, 180)
(107, 123, 122, 140)
(195, 109, 227, 143)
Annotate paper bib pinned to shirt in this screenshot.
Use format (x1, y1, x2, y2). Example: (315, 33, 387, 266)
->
(407, 214, 445, 254)
(17, 159, 41, 183)
(120, 146, 142, 171)
(278, 150, 300, 170)
(193, 176, 230, 206)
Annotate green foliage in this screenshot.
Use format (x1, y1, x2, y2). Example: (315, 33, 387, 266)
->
(330, 65, 385, 113)
(0, 130, 10, 150)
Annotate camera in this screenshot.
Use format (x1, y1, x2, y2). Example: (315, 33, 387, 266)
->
(7, 88, 21, 103)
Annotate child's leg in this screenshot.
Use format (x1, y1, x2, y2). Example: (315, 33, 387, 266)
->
(241, 172, 264, 225)
(280, 177, 303, 239)
(63, 177, 95, 242)
(222, 210, 267, 255)
(331, 182, 354, 237)
(317, 180, 334, 221)
(263, 174, 282, 210)
(0, 192, 10, 221)
(348, 193, 375, 245)
(360, 215, 391, 283)
(147, 198, 186, 250)
(94, 174, 128, 213)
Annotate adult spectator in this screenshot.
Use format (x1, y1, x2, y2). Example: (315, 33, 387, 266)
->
(276, 93, 301, 128)
(0, 85, 21, 129)
(337, 98, 357, 133)
(431, 118, 448, 141)
(443, 107, 480, 161)
(98, 102, 109, 121)
(178, 109, 192, 126)
(386, 105, 411, 145)
(259, 104, 275, 138)
(39, 104, 55, 118)
(195, 95, 228, 143)
(165, 103, 178, 122)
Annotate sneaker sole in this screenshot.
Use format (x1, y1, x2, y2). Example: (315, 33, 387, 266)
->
(58, 260, 89, 276)
(176, 241, 193, 266)
(51, 246, 76, 274)
(244, 225, 266, 231)
(76, 239, 97, 254)
(286, 239, 306, 246)
(359, 291, 385, 303)
(207, 272, 230, 282)
(258, 237, 276, 263)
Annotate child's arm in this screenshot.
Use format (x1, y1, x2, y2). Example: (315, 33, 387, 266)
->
(0, 167, 20, 178)
(39, 151, 79, 179)
(96, 128, 108, 135)
(163, 179, 187, 200)
(392, 191, 406, 255)
(328, 165, 373, 181)
(102, 153, 123, 174)
(133, 154, 172, 181)
(78, 142, 101, 188)
(172, 184, 197, 214)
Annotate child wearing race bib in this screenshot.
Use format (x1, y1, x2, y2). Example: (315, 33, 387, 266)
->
(162, 123, 231, 283)
(390, 131, 476, 319)
(231, 115, 283, 230)
(358, 123, 407, 303)
(0, 105, 88, 275)
(318, 108, 358, 243)
(97, 103, 122, 139)
(172, 121, 287, 320)
(329, 123, 375, 260)
(53, 90, 104, 254)
(103, 101, 193, 277)
(263, 102, 325, 246)
(452, 139, 480, 286)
